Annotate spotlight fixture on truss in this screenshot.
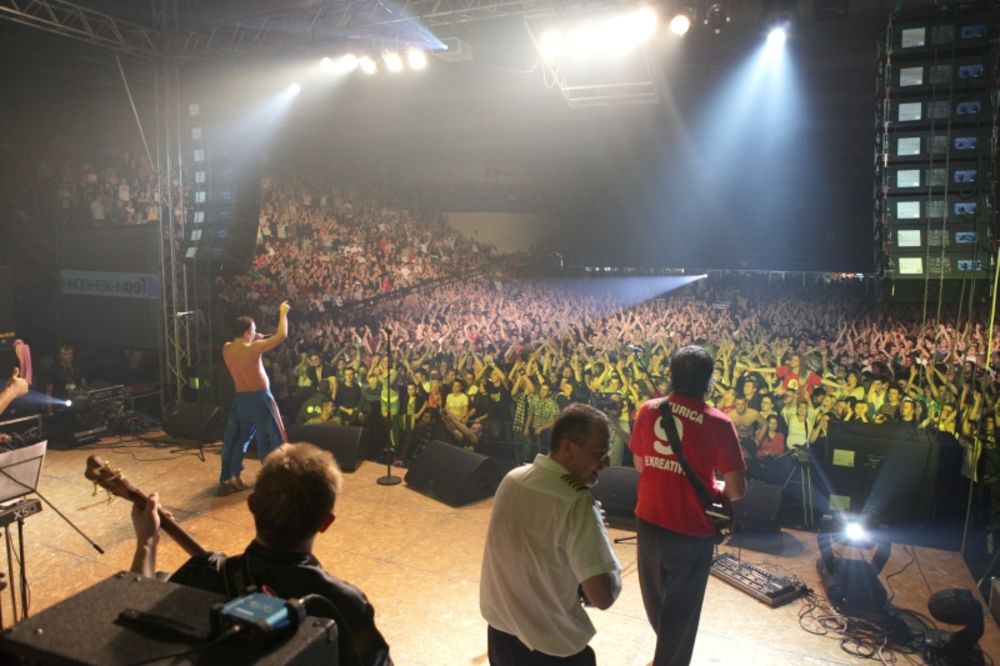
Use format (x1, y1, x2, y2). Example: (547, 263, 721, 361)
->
(525, 6, 661, 107)
(761, 0, 799, 39)
(703, 3, 729, 34)
(383, 50, 404, 72)
(669, 7, 695, 36)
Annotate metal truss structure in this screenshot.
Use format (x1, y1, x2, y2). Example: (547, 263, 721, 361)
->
(1, 0, 566, 59)
(0, 0, 160, 56)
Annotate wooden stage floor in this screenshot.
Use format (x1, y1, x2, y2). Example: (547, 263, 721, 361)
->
(3, 433, 998, 665)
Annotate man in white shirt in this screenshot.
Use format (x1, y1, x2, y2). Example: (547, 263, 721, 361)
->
(480, 403, 622, 665)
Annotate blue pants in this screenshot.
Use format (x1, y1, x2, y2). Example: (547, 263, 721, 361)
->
(220, 390, 286, 483)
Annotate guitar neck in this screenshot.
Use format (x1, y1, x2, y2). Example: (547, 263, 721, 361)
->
(129, 490, 207, 558)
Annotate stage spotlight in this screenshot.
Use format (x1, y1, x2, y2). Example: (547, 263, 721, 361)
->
(816, 514, 891, 614)
(761, 0, 796, 43)
(359, 56, 378, 75)
(844, 521, 866, 542)
(383, 51, 404, 73)
(669, 9, 694, 36)
(704, 3, 729, 33)
(288, 82, 302, 96)
(333, 53, 359, 73)
(626, 6, 659, 42)
(406, 48, 428, 70)
(569, 25, 597, 59)
(64, 400, 72, 407)
(539, 29, 565, 62)
(320, 56, 334, 72)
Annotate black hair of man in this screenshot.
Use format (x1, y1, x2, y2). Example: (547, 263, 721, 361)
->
(669, 345, 715, 400)
(231, 315, 254, 340)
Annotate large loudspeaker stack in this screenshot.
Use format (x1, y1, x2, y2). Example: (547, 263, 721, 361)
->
(405, 441, 516, 507)
(287, 424, 366, 472)
(180, 100, 261, 277)
(732, 480, 783, 533)
(874, 15, 998, 286)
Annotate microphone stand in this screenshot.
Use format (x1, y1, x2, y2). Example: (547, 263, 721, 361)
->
(377, 327, 401, 487)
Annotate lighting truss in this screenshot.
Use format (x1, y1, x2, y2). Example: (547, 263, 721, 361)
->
(1, 0, 563, 58)
(0, 0, 160, 56)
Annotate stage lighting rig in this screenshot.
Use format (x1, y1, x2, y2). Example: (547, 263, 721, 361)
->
(816, 513, 892, 615)
(383, 51, 404, 73)
(703, 3, 729, 34)
(406, 49, 428, 70)
(359, 56, 378, 75)
(761, 0, 798, 40)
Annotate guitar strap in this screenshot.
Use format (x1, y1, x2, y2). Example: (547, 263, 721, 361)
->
(658, 401, 714, 510)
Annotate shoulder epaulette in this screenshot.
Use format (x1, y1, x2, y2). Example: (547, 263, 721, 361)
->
(561, 473, 588, 492)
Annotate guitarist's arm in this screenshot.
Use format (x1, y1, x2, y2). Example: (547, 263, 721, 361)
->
(131, 492, 170, 577)
(721, 469, 746, 502)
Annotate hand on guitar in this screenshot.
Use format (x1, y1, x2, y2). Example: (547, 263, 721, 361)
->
(131, 491, 172, 546)
(131, 491, 173, 578)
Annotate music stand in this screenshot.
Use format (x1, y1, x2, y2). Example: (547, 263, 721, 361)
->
(0, 440, 46, 504)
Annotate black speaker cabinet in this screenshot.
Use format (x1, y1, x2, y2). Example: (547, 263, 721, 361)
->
(590, 466, 639, 529)
(733, 480, 783, 533)
(405, 441, 509, 507)
(0, 572, 337, 665)
(287, 424, 365, 472)
(162, 402, 224, 442)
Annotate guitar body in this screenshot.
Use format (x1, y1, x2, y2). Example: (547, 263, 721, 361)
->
(706, 494, 734, 544)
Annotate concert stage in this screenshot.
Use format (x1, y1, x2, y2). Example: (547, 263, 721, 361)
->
(5, 433, 999, 665)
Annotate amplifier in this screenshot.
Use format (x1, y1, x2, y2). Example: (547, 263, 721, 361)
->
(0, 572, 339, 665)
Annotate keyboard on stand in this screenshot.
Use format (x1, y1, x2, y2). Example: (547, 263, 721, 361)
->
(710, 553, 807, 608)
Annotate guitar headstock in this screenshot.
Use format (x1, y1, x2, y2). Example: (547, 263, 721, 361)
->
(85, 455, 142, 504)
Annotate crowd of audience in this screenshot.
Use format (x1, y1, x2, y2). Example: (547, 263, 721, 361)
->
(236, 274, 997, 479)
(220, 174, 499, 315)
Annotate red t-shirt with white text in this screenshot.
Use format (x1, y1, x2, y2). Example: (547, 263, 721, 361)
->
(629, 394, 745, 538)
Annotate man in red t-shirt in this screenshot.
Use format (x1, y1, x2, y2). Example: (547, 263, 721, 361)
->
(629, 346, 746, 666)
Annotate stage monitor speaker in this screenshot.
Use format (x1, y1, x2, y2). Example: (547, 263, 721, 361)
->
(287, 424, 365, 472)
(590, 466, 639, 529)
(405, 441, 508, 507)
(733, 480, 782, 533)
(162, 401, 224, 442)
(0, 572, 337, 665)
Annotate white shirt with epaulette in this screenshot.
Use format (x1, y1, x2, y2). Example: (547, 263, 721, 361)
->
(480, 454, 621, 657)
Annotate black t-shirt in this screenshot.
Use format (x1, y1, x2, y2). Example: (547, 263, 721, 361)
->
(337, 383, 363, 410)
(47, 363, 84, 399)
(170, 540, 391, 666)
(484, 380, 511, 421)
